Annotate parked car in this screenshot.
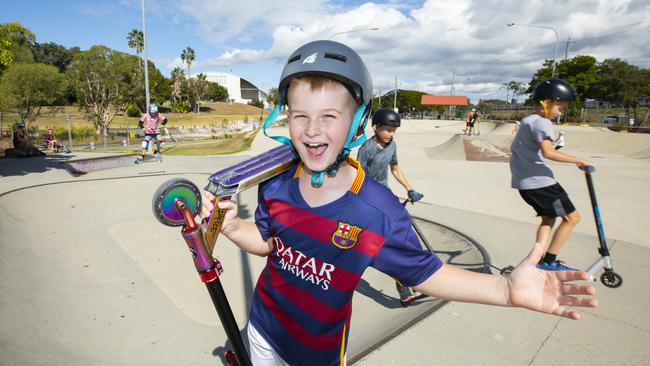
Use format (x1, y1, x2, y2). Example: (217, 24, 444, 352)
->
(602, 115, 618, 124)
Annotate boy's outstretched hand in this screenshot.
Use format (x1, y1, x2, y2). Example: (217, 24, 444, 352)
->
(507, 242, 598, 320)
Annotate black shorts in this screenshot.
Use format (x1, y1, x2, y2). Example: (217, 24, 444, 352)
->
(468, 121, 475, 127)
(519, 183, 575, 218)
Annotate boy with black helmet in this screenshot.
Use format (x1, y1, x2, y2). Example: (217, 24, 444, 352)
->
(357, 107, 424, 305)
(510, 78, 593, 271)
(201, 44, 596, 366)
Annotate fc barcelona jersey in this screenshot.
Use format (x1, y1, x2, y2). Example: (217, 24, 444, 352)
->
(251, 158, 442, 365)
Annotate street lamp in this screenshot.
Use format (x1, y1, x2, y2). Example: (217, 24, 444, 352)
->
(141, 0, 150, 108)
(507, 22, 559, 77)
(328, 27, 379, 40)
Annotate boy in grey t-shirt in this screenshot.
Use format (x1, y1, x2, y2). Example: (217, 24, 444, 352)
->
(510, 79, 593, 271)
(357, 108, 424, 305)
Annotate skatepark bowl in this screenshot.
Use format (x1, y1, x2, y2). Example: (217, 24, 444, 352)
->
(0, 168, 488, 365)
(1, 119, 649, 365)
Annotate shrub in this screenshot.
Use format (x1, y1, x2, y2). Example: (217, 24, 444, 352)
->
(126, 104, 141, 117)
(171, 101, 190, 113)
(247, 100, 263, 108)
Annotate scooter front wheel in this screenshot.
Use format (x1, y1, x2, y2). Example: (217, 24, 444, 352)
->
(601, 270, 623, 288)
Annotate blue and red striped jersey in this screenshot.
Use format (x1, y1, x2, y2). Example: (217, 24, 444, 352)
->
(250, 158, 442, 365)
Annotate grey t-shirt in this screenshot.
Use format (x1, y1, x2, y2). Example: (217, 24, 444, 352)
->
(356, 136, 398, 187)
(509, 114, 557, 189)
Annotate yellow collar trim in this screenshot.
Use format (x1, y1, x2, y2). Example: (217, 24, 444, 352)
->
(293, 157, 365, 195)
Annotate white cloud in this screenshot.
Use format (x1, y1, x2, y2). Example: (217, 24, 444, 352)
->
(155, 0, 650, 102)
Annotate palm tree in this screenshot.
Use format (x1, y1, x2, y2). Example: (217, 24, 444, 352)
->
(170, 67, 185, 81)
(127, 29, 144, 68)
(180, 47, 195, 79)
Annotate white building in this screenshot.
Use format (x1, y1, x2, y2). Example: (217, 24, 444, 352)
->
(196, 72, 267, 104)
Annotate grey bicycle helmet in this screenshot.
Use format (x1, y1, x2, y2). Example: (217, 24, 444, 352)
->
(263, 40, 374, 187)
(278, 40, 372, 109)
(532, 78, 577, 101)
(372, 108, 401, 127)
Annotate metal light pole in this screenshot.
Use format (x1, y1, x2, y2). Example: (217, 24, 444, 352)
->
(393, 76, 398, 111)
(141, 0, 151, 108)
(507, 22, 559, 77)
(328, 27, 379, 40)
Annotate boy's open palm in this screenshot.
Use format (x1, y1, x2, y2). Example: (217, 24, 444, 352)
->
(507, 242, 598, 320)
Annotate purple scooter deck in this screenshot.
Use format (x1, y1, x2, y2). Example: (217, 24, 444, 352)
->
(205, 145, 298, 197)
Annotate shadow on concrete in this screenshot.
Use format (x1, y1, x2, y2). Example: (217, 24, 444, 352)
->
(0, 154, 73, 177)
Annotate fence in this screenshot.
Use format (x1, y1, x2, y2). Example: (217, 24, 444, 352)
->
(0, 113, 262, 153)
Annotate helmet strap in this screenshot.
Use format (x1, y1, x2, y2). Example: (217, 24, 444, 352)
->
(539, 100, 557, 119)
(264, 100, 369, 188)
(263, 98, 294, 148)
(310, 104, 368, 187)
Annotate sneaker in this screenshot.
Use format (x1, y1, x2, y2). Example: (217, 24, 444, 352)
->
(397, 284, 415, 306)
(536, 260, 578, 271)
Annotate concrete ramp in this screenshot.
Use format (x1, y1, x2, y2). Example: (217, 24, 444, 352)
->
(0, 174, 489, 366)
(463, 135, 513, 162)
(61, 154, 141, 176)
(426, 135, 513, 162)
(560, 129, 650, 158)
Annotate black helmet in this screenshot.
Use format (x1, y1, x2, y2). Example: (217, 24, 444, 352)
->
(372, 108, 401, 127)
(532, 78, 577, 101)
(278, 40, 373, 110)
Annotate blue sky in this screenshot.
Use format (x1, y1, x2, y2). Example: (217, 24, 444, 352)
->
(3, 0, 649, 103)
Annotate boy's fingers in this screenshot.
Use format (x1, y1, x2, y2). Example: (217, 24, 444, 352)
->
(560, 283, 596, 296)
(555, 270, 590, 282)
(217, 199, 236, 210)
(558, 295, 598, 308)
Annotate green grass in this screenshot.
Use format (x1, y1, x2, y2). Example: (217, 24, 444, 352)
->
(0, 102, 268, 129)
(163, 130, 259, 155)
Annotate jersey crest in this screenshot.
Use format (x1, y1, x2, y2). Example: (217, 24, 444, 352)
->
(331, 222, 362, 249)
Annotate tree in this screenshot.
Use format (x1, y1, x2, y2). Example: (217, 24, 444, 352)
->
(170, 67, 185, 102)
(0, 63, 64, 126)
(0, 22, 35, 65)
(180, 47, 195, 79)
(0, 38, 13, 76)
(207, 81, 228, 102)
(66, 46, 133, 136)
(266, 87, 278, 106)
(127, 29, 144, 68)
(374, 89, 426, 114)
(31, 42, 77, 72)
(591, 58, 650, 121)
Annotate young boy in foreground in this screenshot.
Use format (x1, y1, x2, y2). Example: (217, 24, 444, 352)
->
(202, 42, 597, 366)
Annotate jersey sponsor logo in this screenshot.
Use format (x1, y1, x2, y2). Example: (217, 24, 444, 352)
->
(331, 222, 362, 250)
(303, 52, 317, 64)
(274, 237, 334, 291)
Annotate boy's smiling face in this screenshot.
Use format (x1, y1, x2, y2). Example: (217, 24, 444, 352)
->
(287, 78, 358, 174)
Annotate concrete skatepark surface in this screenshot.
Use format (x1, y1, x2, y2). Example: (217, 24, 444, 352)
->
(1, 119, 649, 365)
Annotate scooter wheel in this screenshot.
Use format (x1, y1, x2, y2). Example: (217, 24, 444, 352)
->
(152, 178, 202, 227)
(500, 266, 514, 275)
(601, 271, 623, 288)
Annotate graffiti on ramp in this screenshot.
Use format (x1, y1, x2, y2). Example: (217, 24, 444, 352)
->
(462, 136, 513, 162)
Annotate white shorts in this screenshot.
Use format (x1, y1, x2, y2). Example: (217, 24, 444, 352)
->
(247, 322, 347, 366)
(247, 322, 290, 366)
